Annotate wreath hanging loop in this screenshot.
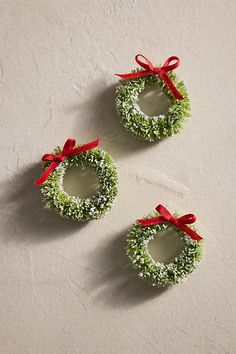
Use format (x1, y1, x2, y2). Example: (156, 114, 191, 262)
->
(127, 204, 203, 287)
(34, 138, 118, 221)
(115, 53, 191, 142)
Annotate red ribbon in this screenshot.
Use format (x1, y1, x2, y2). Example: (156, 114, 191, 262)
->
(34, 138, 100, 185)
(116, 54, 184, 100)
(138, 204, 203, 241)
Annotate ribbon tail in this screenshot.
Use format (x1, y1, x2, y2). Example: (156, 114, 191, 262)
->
(115, 71, 150, 80)
(34, 161, 59, 185)
(179, 224, 203, 241)
(159, 71, 184, 100)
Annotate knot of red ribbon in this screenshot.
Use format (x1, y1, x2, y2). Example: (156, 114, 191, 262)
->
(34, 138, 100, 185)
(138, 204, 203, 241)
(116, 54, 184, 100)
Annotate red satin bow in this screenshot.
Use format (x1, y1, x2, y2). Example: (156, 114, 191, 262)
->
(138, 204, 203, 241)
(116, 54, 184, 100)
(34, 138, 100, 185)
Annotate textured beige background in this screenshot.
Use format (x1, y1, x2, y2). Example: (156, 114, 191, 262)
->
(0, 1, 236, 353)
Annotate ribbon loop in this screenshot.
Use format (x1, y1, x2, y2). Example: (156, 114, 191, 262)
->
(42, 154, 56, 162)
(62, 138, 76, 156)
(138, 204, 203, 241)
(162, 56, 180, 72)
(156, 204, 172, 220)
(34, 138, 100, 185)
(135, 54, 154, 71)
(116, 53, 184, 100)
(177, 214, 196, 225)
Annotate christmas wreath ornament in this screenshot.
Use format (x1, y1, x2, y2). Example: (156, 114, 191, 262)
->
(34, 138, 118, 221)
(127, 204, 203, 287)
(115, 54, 190, 142)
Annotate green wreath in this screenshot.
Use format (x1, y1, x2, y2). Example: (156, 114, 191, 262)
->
(115, 65, 190, 142)
(126, 205, 203, 287)
(37, 141, 118, 221)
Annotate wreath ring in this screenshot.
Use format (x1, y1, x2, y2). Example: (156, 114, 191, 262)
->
(126, 204, 203, 287)
(115, 54, 191, 142)
(34, 138, 118, 221)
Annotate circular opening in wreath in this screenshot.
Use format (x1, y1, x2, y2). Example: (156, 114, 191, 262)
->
(137, 85, 171, 117)
(63, 166, 100, 199)
(148, 229, 185, 264)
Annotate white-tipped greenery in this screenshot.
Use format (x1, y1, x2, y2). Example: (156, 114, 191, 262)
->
(40, 145, 118, 221)
(116, 70, 190, 142)
(127, 210, 203, 287)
